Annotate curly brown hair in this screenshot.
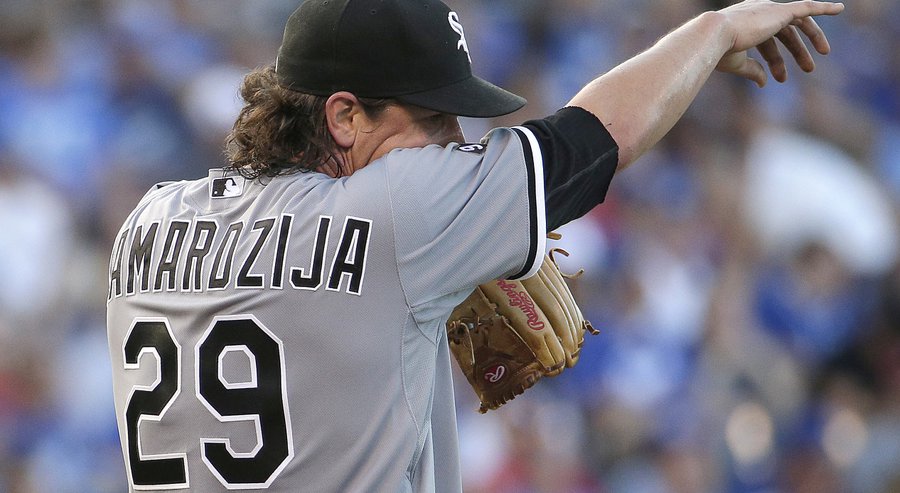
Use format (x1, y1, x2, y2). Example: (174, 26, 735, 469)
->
(225, 65, 389, 179)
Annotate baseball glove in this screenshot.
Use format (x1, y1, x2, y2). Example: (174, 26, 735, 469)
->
(447, 234, 599, 413)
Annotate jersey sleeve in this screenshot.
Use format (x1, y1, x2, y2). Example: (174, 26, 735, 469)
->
(383, 127, 545, 315)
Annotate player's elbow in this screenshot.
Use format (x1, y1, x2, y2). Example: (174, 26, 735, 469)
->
(602, 120, 641, 171)
(566, 102, 642, 171)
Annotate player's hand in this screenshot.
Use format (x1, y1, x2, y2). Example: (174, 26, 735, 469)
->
(714, 0, 845, 87)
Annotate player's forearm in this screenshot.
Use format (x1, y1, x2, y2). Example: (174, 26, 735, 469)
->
(568, 11, 733, 169)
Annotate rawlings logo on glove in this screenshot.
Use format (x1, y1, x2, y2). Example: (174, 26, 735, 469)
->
(484, 365, 507, 383)
(446, 233, 599, 413)
(496, 280, 545, 330)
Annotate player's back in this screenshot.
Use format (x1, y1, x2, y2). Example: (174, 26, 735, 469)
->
(107, 126, 546, 492)
(107, 165, 447, 492)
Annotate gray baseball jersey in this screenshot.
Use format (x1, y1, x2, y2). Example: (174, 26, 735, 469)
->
(107, 106, 618, 492)
(107, 124, 547, 492)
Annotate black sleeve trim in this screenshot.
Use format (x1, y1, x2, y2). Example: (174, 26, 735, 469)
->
(522, 106, 619, 231)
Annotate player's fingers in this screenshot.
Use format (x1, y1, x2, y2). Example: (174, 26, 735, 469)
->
(739, 56, 768, 88)
(791, 1, 845, 17)
(748, 56, 769, 88)
(756, 37, 787, 83)
(717, 50, 768, 87)
(776, 25, 815, 73)
(791, 16, 831, 55)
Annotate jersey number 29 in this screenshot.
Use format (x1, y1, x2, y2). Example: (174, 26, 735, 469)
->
(122, 315, 293, 489)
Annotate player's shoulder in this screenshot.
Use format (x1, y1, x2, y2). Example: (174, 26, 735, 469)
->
(381, 127, 522, 168)
(121, 175, 206, 226)
(136, 178, 195, 206)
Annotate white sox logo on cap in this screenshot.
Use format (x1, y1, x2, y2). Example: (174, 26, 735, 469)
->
(447, 12, 471, 63)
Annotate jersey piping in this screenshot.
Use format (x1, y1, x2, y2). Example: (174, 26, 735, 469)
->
(508, 126, 546, 280)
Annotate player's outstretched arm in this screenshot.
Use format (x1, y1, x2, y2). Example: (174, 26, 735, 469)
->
(567, 0, 844, 170)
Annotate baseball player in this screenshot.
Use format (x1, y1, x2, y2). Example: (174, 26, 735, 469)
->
(106, 0, 844, 491)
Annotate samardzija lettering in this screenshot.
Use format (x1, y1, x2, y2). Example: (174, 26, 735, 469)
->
(108, 214, 372, 299)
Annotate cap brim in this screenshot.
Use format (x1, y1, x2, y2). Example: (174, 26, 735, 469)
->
(395, 76, 526, 118)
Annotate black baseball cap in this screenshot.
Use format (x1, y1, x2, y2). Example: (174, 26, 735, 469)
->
(274, 0, 526, 118)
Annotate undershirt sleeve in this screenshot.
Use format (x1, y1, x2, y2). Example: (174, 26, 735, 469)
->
(517, 106, 619, 231)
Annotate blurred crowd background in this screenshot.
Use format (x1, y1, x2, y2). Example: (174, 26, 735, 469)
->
(0, 0, 898, 492)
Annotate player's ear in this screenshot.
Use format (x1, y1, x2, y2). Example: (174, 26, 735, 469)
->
(325, 92, 363, 149)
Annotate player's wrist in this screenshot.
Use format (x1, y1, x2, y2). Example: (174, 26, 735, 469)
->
(697, 10, 738, 57)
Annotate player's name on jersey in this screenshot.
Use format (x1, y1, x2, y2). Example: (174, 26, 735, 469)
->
(108, 214, 371, 300)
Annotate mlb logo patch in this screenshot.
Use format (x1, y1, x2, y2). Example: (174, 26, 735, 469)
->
(211, 176, 244, 198)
